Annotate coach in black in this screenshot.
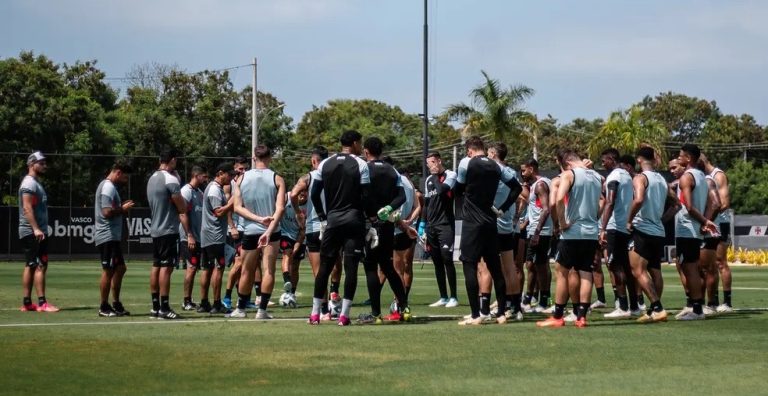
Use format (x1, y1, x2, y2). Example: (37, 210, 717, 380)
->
(456, 136, 522, 325)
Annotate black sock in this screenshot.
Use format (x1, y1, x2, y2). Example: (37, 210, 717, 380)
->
(723, 290, 732, 306)
(707, 296, 720, 307)
(291, 287, 297, 294)
(596, 287, 606, 303)
(253, 282, 261, 297)
(628, 290, 639, 311)
(637, 294, 645, 306)
(692, 299, 704, 315)
(612, 286, 618, 302)
(405, 286, 411, 299)
(237, 293, 250, 310)
(184, 296, 191, 304)
(160, 296, 170, 311)
(685, 293, 692, 308)
(100, 302, 111, 310)
(572, 302, 579, 315)
(212, 299, 220, 306)
(330, 281, 340, 294)
(23, 297, 32, 305)
(151, 292, 160, 311)
(259, 293, 271, 310)
(651, 300, 663, 313)
(554, 303, 566, 319)
(618, 296, 629, 311)
(200, 298, 209, 306)
(539, 291, 550, 308)
(38, 296, 46, 305)
(480, 293, 491, 316)
(225, 288, 232, 299)
(511, 293, 522, 314)
(505, 295, 513, 309)
(577, 303, 590, 319)
(282, 271, 291, 284)
(522, 293, 532, 305)
(321, 301, 329, 314)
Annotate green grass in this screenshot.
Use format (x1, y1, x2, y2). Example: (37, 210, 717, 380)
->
(0, 261, 767, 395)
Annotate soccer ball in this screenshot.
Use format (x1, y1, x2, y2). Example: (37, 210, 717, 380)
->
(389, 299, 398, 314)
(329, 299, 341, 316)
(279, 293, 297, 308)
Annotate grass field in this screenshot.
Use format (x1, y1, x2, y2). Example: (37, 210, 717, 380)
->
(0, 260, 767, 395)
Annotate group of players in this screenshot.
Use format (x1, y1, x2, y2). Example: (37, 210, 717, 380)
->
(16, 131, 734, 326)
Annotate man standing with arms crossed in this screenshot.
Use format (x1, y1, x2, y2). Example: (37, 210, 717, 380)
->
(147, 149, 193, 319)
(94, 161, 134, 317)
(19, 151, 59, 313)
(200, 163, 234, 314)
(229, 145, 286, 319)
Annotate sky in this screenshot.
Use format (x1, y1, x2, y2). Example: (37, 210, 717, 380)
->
(2, 0, 768, 126)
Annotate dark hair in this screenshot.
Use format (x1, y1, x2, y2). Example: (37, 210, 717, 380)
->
(426, 151, 441, 159)
(618, 155, 636, 168)
(112, 159, 133, 174)
(524, 158, 539, 170)
(215, 162, 234, 175)
(254, 145, 271, 160)
(159, 148, 181, 164)
(600, 148, 620, 160)
(234, 156, 249, 165)
(681, 143, 700, 162)
(190, 165, 207, 176)
(364, 136, 384, 156)
(491, 142, 508, 161)
(311, 146, 329, 160)
(556, 148, 580, 164)
(464, 136, 485, 152)
(340, 130, 363, 147)
(636, 147, 655, 162)
(381, 155, 395, 166)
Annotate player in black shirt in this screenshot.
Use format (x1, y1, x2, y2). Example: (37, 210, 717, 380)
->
(357, 137, 409, 324)
(456, 136, 522, 325)
(308, 130, 371, 326)
(422, 151, 460, 308)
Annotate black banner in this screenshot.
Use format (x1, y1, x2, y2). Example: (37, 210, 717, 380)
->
(1, 206, 155, 259)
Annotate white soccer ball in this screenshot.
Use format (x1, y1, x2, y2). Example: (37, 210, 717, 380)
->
(389, 299, 398, 314)
(279, 293, 297, 308)
(329, 299, 341, 315)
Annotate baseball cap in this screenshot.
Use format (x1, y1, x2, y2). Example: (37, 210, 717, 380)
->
(27, 151, 46, 165)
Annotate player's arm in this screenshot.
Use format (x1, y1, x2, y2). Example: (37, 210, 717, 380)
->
(172, 192, 195, 249)
(627, 174, 647, 231)
(549, 179, 560, 231)
(310, 178, 325, 221)
(715, 172, 730, 213)
(555, 171, 574, 230)
(21, 193, 44, 240)
(536, 182, 551, 235)
(290, 174, 309, 225)
(265, 176, 287, 234)
(661, 187, 681, 222)
(704, 178, 722, 221)
(233, 180, 270, 224)
(679, 172, 716, 232)
(600, 180, 618, 234)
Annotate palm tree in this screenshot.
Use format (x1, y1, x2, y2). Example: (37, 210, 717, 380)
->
(444, 70, 534, 142)
(587, 105, 669, 163)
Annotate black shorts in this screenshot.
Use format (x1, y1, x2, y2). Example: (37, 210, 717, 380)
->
(497, 232, 516, 253)
(556, 239, 600, 272)
(548, 234, 560, 259)
(394, 232, 416, 251)
(152, 234, 178, 268)
(606, 230, 630, 270)
(97, 240, 125, 269)
(22, 235, 48, 268)
(364, 223, 395, 265)
(321, 222, 365, 259)
(202, 244, 226, 270)
(676, 237, 702, 264)
(629, 231, 665, 270)
(460, 223, 497, 263)
(702, 238, 719, 251)
(305, 232, 321, 253)
(426, 224, 454, 251)
(279, 236, 306, 261)
(227, 233, 243, 257)
(719, 222, 731, 244)
(526, 235, 552, 267)
(179, 242, 201, 269)
(242, 232, 282, 250)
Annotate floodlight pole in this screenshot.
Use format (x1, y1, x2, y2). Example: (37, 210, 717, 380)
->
(421, 0, 429, 180)
(252, 57, 258, 168)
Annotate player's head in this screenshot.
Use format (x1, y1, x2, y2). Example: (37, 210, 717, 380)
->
(600, 148, 620, 170)
(699, 152, 713, 169)
(426, 151, 444, 175)
(26, 151, 47, 174)
(635, 147, 656, 168)
(363, 136, 384, 160)
(488, 142, 508, 162)
(678, 143, 700, 168)
(340, 130, 363, 155)
(618, 154, 636, 173)
(190, 165, 209, 186)
(110, 159, 133, 185)
(214, 162, 234, 185)
(253, 145, 272, 165)
(668, 158, 684, 179)
(381, 156, 395, 166)
(464, 136, 485, 157)
(521, 158, 539, 182)
(310, 146, 328, 169)
(233, 156, 249, 176)
(296, 188, 308, 205)
(159, 148, 181, 170)
(556, 148, 581, 168)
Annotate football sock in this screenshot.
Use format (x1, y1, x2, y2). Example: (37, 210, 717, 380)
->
(651, 300, 663, 313)
(596, 287, 606, 303)
(692, 299, 704, 315)
(330, 282, 340, 294)
(619, 296, 629, 311)
(160, 295, 170, 311)
(38, 296, 46, 305)
(225, 288, 232, 299)
(312, 298, 323, 315)
(237, 293, 250, 310)
(282, 271, 291, 284)
(259, 293, 271, 311)
(723, 290, 732, 306)
(151, 293, 160, 311)
(480, 293, 491, 316)
(341, 299, 353, 317)
(23, 297, 32, 306)
(253, 282, 261, 297)
(554, 303, 566, 319)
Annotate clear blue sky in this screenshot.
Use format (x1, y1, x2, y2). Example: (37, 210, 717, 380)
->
(3, 0, 767, 126)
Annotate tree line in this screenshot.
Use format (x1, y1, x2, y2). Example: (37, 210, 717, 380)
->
(1, 52, 767, 213)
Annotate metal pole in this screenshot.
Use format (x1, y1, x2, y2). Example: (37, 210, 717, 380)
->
(453, 145, 458, 172)
(7, 155, 12, 259)
(252, 57, 258, 168)
(68, 156, 73, 262)
(421, 0, 429, 180)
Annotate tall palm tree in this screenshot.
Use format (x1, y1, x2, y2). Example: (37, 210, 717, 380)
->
(588, 105, 669, 162)
(444, 70, 534, 142)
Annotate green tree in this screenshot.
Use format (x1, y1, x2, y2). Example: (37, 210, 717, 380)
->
(638, 92, 720, 142)
(588, 106, 669, 164)
(444, 70, 534, 142)
(727, 160, 768, 214)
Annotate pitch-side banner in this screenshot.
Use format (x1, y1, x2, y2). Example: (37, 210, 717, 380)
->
(1, 206, 155, 257)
